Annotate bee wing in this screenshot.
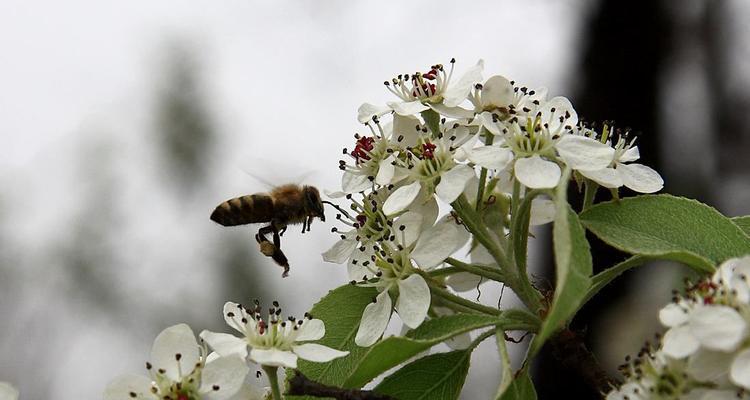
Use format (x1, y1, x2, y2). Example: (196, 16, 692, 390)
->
(237, 155, 320, 188)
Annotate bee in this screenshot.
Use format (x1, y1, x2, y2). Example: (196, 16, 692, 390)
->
(210, 184, 328, 277)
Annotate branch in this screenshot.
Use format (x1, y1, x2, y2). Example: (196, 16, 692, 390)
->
(287, 371, 396, 400)
(549, 328, 618, 394)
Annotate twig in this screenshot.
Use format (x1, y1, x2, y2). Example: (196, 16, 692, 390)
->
(287, 371, 396, 400)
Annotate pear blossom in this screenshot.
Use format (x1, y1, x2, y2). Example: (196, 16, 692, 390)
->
(0, 382, 18, 400)
(104, 324, 254, 400)
(606, 351, 699, 400)
(200, 301, 348, 369)
(578, 128, 664, 193)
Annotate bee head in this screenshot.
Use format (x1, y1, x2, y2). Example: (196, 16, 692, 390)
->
(303, 186, 325, 222)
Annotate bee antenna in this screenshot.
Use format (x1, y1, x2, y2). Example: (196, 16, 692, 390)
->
(322, 200, 353, 220)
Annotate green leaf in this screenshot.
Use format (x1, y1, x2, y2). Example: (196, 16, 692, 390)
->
(421, 109, 441, 138)
(374, 350, 471, 400)
(496, 370, 537, 400)
(528, 202, 592, 358)
(580, 195, 750, 272)
(343, 311, 538, 388)
(288, 284, 378, 398)
(732, 216, 750, 237)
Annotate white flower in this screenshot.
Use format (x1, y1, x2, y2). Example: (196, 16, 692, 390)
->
(358, 59, 484, 121)
(0, 382, 18, 400)
(605, 351, 698, 400)
(200, 302, 348, 369)
(104, 324, 253, 400)
(578, 131, 663, 193)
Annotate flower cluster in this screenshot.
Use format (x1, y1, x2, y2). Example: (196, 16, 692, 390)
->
(325, 59, 664, 346)
(607, 256, 750, 399)
(105, 301, 347, 399)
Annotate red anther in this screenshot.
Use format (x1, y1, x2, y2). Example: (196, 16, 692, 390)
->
(356, 214, 367, 226)
(258, 320, 267, 335)
(422, 142, 437, 159)
(703, 296, 714, 305)
(351, 137, 375, 163)
(423, 69, 438, 80)
(178, 394, 190, 400)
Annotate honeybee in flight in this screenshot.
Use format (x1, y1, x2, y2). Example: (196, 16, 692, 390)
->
(210, 184, 330, 277)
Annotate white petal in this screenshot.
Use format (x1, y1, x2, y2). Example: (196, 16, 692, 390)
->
(342, 171, 371, 193)
(395, 275, 431, 329)
(292, 343, 349, 362)
(443, 59, 484, 107)
(0, 383, 18, 400)
(514, 156, 561, 189)
(199, 331, 248, 359)
(540, 96, 578, 131)
(355, 290, 392, 347)
(150, 324, 200, 382)
(348, 247, 374, 281)
(686, 349, 732, 383)
(226, 382, 269, 400)
(689, 305, 747, 351)
(446, 272, 483, 292)
(388, 100, 429, 116)
(617, 163, 664, 193)
(659, 303, 689, 328)
(200, 356, 250, 400)
(435, 164, 475, 204)
(383, 181, 422, 216)
(412, 195, 439, 232)
(103, 375, 154, 400)
(249, 348, 298, 369)
(394, 211, 424, 248)
(375, 156, 396, 185)
(296, 318, 326, 341)
(556, 135, 614, 171)
(475, 112, 503, 135)
(529, 197, 556, 226)
(392, 114, 421, 147)
(731, 348, 750, 389)
(579, 167, 622, 189)
(411, 221, 461, 269)
(468, 146, 513, 171)
(661, 325, 700, 359)
(322, 238, 357, 264)
(427, 103, 475, 119)
(357, 103, 390, 124)
(480, 75, 515, 108)
(223, 302, 249, 334)
(619, 146, 640, 162)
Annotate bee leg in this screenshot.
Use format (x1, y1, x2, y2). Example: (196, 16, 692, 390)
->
(301, 218, 308, 234)
(306, 215, 314, 232)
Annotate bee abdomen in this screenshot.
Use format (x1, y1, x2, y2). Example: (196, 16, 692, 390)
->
(210, 194, 274, 226)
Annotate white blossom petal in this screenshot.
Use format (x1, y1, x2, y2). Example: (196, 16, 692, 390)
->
(375, 156, 396, 185)
(226, 382, 268, 400)
(480, 75, 515, 109)
(446, 272, 483, 292)
(579, 167, 622, 189)
(689, 305, 747, 352)
(249, 348, 298, 369)
(659, 303, 689, 327)
(661, 325, 700, 359)
(443, 59, 484, 107)
(292, 343, 349, 362)
(620, 146, 640, 163)
(468, 146, 513, 171)
(411, 221, 461, 269)
(412, 195, 439, 232)
(199, 331, 248, 359)
(731, 348, 750, 389)
(322, 237, 357, 264)
(200, 356, 250, 400)
(392, 114, 421, 147)
(150, 324, 200, 382)
(395, 275, 430, 329)
(342, 171, 371, 193)
(0, 384, 17, 400)
(355, 290, 392, 347)
(223, 302, 251, 334)
(514, 156, 561, 189)
(686, 349, 732, 383)
(104, 374, 154, 400)
(357, 103, 391, 124)
(435, 164, 475, 204)
(529, 197, 556, 226)
(475, 112, 503, 135)
(383, 181, 422, 216)
(394, 211, 424, 248)
(556, 135, 614, 171)
(388, 100, 429, 116)
(427, 103, 474, 119)
(617, 163, 664, 193)
(348, 247, 374, 281)
(540, 96, 578, 131)
(296, 319, 326, 342)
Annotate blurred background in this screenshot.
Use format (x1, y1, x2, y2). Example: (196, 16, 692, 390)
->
(1, 1, 749, 398)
